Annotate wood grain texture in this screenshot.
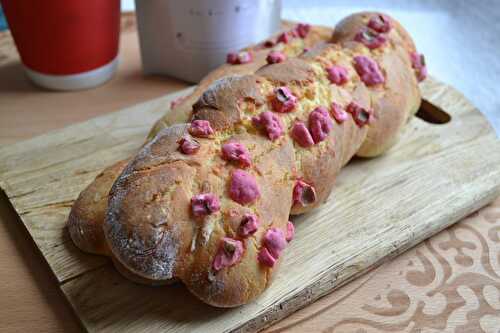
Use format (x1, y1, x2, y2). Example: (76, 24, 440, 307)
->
(0, 87, 194, 283)
(263, 197, 500, 333)
(0, 190, 82, 333)
(0, 77, 499, 332)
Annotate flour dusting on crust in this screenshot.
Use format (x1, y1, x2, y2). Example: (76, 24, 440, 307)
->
(104, 131, 182, 281)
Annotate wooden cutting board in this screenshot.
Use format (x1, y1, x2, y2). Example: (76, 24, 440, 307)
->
(0, 77, 499, 333)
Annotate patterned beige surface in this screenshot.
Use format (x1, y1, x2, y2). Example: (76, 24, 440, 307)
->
(266, 197, 500, 333)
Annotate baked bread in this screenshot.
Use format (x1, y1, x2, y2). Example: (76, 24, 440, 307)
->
(147, 23, 334, 139)
(100, 12, 425, 307)
(68, 159, 129, 255)
(68, 23, 334, 255)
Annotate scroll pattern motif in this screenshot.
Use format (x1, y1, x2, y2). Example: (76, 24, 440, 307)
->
(267, 197, 500, 333)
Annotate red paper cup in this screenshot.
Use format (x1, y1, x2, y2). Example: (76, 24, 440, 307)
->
(2, 0, 120, 90)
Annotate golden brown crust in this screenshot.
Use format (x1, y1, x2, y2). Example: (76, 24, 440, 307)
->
(103, 12, 422, 307)
(256, 58, 316, 86)
(331, 12, 416, 53)
(67, 159, 129, 255)
(147, 25, 334, 140)
(105, 124, 196, 281)
(111, 257, 177, 286)
(69, 13, 425, 307)
(331, 12, 421, 157)
(67, 23, 334, 258)
(290, 76, 372, 215)
(193, 75, 265, 131)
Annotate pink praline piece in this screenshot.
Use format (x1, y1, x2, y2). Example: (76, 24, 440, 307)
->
(295, 23, 311, 38)
(353, 55, 385, 86)
(272, 86, 298, 113)
(191, 193, 220, 217)
(226, 52, 238, 64)
(252, 111, 284, 141)
(189, 120, 214, 138)
(258, 228, 289, 267)
(238, 213, 260, 237)
(178, 137, 200, 155)
(226, 51, 253, 65)
(354, 28, 387, 49)
(331, 102, 348, 124)
(326, 65, 349, 85)
(291, 122, 314, 148)
(346, 102, 373, 127)
(277, 31, 292, 44)
(266, 50, 287, 64)
(258, 247, 277, 267)
(309, 106, 333, 143)
(212, 238, 244, 271)
(368, 14, 392, 33)
(263, 228, 287, 258)
(293, 180, 317, 207)
(229, 170, 260, 205)
(410, 52, 427, 82)
(221, 142, 251, 167)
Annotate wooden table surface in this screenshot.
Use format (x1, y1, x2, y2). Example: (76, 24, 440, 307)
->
(1, 13, 499, 333)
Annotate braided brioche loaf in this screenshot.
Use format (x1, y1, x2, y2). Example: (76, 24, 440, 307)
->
(68, 23, 333, 256)
(147, 23, 333, 140)
(100, 12, 425, 307)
